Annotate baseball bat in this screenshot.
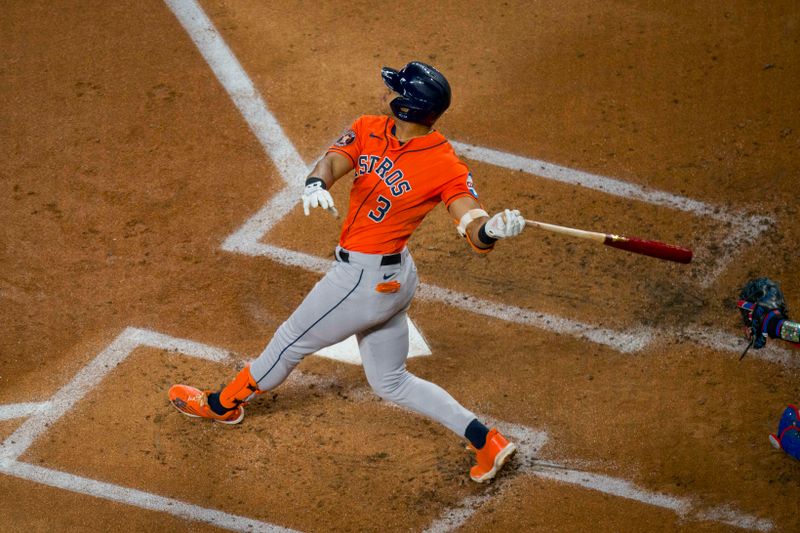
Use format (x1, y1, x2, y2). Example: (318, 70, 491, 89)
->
(524, 219, 693, 264)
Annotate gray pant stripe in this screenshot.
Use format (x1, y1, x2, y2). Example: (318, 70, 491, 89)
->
(254, 269, 364, 385)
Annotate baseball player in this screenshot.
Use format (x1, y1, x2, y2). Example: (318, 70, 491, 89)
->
(170, 61, 526, 482)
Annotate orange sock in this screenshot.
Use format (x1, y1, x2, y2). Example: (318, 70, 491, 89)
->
(219, 365, 262, 409)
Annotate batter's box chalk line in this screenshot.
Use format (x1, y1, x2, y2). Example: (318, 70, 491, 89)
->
(162, 0, 786, 366)
(0, 328, 774, 531)
(0, 402, 49, 422)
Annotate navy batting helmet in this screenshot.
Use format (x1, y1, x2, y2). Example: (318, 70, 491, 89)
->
(381, 61, 451, 127)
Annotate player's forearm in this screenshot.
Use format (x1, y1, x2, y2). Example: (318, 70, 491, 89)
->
(308, 152, 353, 191)
(308, 158, 337, 190)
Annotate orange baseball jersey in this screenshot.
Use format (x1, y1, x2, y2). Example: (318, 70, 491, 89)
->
(327, 115, 479, 254)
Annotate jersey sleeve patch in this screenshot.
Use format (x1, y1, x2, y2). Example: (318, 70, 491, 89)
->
(334, 130, 356, 147)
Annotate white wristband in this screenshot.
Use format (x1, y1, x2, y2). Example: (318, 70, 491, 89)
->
(457, 208, 489, 237)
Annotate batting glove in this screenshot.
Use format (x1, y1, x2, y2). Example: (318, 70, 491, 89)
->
(302, 178, 335, 216)
(485, 209, 525, 239)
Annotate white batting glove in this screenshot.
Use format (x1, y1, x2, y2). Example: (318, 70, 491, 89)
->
(485, 209, 525, 239)
(302, 178, 336, 216)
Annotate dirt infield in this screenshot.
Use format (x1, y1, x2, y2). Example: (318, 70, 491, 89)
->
(2, 0, 799, 531)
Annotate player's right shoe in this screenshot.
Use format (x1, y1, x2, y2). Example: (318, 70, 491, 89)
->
(469, 428, 517, 482)
(168, 384, 244, 425)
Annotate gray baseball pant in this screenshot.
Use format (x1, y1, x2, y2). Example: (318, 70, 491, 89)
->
(248, 247, 476, 436)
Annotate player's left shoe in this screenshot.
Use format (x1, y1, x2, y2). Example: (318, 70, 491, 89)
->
(469, 428, 517, 482)
(168, 384, 244, 425)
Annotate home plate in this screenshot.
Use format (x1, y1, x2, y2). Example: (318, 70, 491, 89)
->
(314, 318, 431, 364)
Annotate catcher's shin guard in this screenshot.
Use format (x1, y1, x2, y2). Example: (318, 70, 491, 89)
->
(218, 364, 262, 410)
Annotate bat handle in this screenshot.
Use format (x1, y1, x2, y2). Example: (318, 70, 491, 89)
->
(525, 219, 607, 243)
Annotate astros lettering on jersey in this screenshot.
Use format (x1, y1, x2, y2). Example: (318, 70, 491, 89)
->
(328, 115, 478, 254)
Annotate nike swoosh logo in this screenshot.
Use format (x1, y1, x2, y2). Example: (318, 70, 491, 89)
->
(382, 273, 396, 280)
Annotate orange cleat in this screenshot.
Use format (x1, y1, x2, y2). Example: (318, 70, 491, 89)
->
(469, 428, 517, 483)
(168, 384, 244, 425)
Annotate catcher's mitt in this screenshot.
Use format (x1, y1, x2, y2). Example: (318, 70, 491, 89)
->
(737, 277, 789, 358)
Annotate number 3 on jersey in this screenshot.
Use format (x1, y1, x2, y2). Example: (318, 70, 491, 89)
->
(368, 195, 391, 223)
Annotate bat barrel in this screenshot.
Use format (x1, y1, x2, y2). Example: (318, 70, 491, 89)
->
(604, 235, 693, 264)
(525, 219, 693, 264)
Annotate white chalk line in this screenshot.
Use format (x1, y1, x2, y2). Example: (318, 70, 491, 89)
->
(0, 329, 773, 531)
(229, 242, 330, 274)
(0, 327, 296, 532)
(532, 466, 690, 514)
(450, 141, 723, 221)
(0, 332, 140, 462)
(0, 460, 299, 533)
(0, 327, 229, 463)
(163, 0, 307, 186)
(416, 283, 651, 353)
(331, 386, 772, 532)
(0, 402, 49, 421)
(421, 413, 773, 532)
(422, 421, 550, 533)
(684, 327, 800, 368)
(695, 505, 775, 532)
(422, 493, 494, 533)
(527, 466, 768, 532)
(695, 214, 773, 289)
(221, 188, 304, 254)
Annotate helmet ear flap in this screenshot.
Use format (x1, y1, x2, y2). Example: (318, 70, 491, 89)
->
(389, 97, 408, 122)
(391, 98, 407, 114)
(390, 96, 434, 126)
